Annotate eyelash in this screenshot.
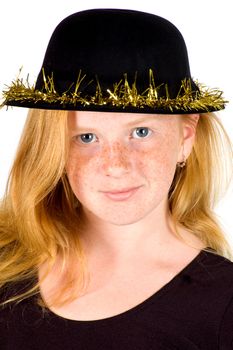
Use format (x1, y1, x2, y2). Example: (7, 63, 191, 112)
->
(74, 127, 153, 145)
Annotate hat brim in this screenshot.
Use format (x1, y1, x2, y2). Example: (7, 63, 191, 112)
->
(1, 71, 227, 114)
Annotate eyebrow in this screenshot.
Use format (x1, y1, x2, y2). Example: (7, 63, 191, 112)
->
(125, 116, 156, 126)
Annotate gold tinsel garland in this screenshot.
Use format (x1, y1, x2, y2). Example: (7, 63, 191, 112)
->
(0, 68, 227, 111)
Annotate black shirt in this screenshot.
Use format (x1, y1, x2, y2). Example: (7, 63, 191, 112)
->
(1, 249, 233, 349)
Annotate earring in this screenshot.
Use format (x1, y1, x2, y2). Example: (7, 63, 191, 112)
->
(177, 156, 186, 168)
(177, 144, 186, 168)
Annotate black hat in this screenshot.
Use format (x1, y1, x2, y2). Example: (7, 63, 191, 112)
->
(1, 9, 227, 114)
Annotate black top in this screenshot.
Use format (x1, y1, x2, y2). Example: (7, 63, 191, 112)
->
(1, 249, 233, 349)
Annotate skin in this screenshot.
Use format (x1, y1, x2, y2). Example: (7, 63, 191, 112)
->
(65, 111, 202, 266)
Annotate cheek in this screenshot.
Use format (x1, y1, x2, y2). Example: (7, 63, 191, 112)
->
(66, 150, 95, 195)
(136, 138, 179, 186)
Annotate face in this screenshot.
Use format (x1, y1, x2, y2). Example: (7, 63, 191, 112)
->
(65, 111, 197, 227)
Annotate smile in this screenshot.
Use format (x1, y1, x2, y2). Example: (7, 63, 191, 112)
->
(102, 186, 141, 201)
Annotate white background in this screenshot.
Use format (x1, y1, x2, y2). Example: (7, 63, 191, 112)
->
(0, 0, 232, 243)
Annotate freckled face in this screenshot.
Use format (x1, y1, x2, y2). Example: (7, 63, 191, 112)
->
(65, 111, 183, 226)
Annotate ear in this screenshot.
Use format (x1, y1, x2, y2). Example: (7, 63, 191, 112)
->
(178, 114, 200, 162)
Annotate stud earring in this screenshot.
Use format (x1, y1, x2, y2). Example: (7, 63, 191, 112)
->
(177, 156, 186, 168)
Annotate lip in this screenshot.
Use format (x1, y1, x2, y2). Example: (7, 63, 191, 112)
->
(102, 187, 140, 194)
(102, 186, 141, 201)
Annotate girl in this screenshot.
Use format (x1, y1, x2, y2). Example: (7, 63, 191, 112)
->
(0, 9, 233, 349)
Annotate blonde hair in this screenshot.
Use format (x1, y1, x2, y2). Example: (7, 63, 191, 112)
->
(0, 109, 232, 308)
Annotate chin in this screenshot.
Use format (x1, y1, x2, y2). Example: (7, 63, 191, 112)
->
(104, 216, 144, 226)
(79, 194, 164, 227)
(93, 206, 154, 226)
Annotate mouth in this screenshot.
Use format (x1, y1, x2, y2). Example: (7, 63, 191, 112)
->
(102, 187, 140, 194)
(101, 186, 141, 201)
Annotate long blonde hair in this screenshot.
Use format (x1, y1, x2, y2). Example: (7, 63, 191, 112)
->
(0, 109, 232, 308)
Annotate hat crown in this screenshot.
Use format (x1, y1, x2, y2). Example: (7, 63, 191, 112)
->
(36, 9, 191, 95)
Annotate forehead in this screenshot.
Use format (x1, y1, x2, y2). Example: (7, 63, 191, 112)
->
(68, 111, 180, 128)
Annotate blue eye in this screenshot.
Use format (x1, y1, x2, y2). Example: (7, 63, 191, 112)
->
(132, 127, 152, 138)
(77, 133, 97, 144)
(75, 127, 152, 144)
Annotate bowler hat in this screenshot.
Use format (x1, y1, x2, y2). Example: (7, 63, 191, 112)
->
(1, 9, 227, 113)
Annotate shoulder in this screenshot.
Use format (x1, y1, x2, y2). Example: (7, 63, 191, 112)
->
(213, 253, 233, 347)
(175, 249, 233, 314)
(196, 248, 233, 270)
(0, 278, 39, 322)
(0, 280, 45, 341)
(195, 249, 233, 287)
(190, 250, 233, 318)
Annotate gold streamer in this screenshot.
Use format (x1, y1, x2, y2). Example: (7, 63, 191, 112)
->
(0, 68, 228, 112)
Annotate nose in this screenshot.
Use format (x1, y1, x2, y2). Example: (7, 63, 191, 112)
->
(100, 142, 132, 177)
